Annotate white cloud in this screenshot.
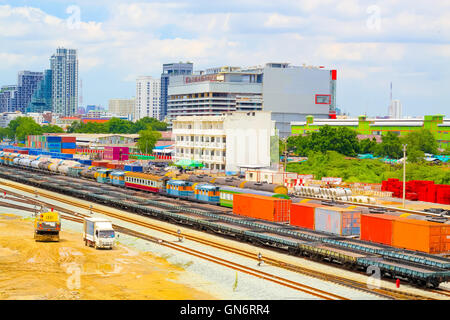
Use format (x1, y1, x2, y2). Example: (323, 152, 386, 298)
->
(0, 1, 449, 116)
(264, 13, 303, 28)
(336, 0, 363, 17)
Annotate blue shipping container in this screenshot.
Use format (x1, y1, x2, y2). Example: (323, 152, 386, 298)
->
(46, 136, 62, 143)
(61, 142, 76, 149)
(48, 143, 61, 147)
(79, 159, 92, 165)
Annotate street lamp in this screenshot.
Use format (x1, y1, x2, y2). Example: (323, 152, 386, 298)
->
(402, 144, 407, 208)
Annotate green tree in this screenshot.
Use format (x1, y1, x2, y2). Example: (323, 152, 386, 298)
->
(0, 127, 9, 140)
(66, 121, 84, 133)
(137, 128, 162, 153)
(359, 137, 377, 154)
(66, 117, 167, 134)
(42, 125, 64, 134)
(285, 150, 449, 184)
(83, 122, 108, 133)
(307, 126, 360, 156)
(286, 126, 360, 157)
(107, 117, 132, 134)
(7, 117, 43, 141)
(442, 144, 450, 156)
(132, 117, 168, 133)
(401, 129, 438, 155)
(287, 134, 312, 156)
(407, 148, 425, 163)
(374, 132, 403, 159)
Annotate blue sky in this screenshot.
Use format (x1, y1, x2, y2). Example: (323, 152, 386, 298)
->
(0, 0, 449, 117)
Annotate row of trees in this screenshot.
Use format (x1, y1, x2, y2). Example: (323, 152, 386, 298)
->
(286, 151, 450, 184)
(66, 117, 168, 134)
(0, 117, 64, 141)
(0, 116, 168, 142)
(0, 116, 165, 154)
(286, 126, 446, 163)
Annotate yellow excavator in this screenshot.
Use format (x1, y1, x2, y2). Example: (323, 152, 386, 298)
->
(34, 209, 61, 242)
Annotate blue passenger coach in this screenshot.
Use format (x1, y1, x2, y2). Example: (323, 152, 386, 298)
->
(195, 184, 220, 203)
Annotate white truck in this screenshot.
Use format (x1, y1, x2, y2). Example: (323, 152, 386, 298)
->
(83, 217, 115, 249)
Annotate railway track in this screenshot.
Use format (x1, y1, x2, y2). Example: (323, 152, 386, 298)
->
(5, 163, 447, 218)
(0, 181, 442, 300)
(0, 195, 346, 300)
(429, 288, 450, 298)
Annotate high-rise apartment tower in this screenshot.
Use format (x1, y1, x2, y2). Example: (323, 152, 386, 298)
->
(50, 48, 78, 116)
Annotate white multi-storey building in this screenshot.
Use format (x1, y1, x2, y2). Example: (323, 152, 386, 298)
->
(0, 112, 22, 128)
(135, 77, 161, 120)
(108, 98, 135, 120)
(85, 110, 109, 118)
(172, 111, 275, 173)
(389, 99, 402, 119)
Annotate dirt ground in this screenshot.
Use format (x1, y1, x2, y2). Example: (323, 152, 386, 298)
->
(0, 213, 216, 300)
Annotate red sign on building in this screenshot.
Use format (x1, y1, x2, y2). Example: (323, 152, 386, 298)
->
(185, 74, 218, 84)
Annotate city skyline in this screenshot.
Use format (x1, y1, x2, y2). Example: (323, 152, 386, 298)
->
(0, 1, 449, 117)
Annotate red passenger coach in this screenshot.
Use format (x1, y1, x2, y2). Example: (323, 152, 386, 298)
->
(124, 172, 165, 193)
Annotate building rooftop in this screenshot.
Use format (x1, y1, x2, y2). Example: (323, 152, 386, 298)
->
(174, 111, 271, 122)
(292, 115, 449, 127)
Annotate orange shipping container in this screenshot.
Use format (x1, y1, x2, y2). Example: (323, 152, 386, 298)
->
(360, 214, 399, 246)
(290, 202, 324, 230)
(61, 149, 76, 154)
(392, 218, 450, 254)
(233, 194, 291, 223)
(91, 161, 109, 167)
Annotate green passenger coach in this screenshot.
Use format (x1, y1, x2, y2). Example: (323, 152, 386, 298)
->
(219, 186, 290, 208)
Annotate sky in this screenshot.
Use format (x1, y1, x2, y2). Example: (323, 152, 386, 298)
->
(0, 0, 449, 117)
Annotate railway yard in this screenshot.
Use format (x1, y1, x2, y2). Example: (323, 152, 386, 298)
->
(0, 163, 449, 300)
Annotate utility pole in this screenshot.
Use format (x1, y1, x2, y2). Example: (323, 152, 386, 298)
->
(284, 138, 287, 173)
(402, 144, 407, 208)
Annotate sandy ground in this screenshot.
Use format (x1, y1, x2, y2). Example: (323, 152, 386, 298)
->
(0, 213, 216, 300)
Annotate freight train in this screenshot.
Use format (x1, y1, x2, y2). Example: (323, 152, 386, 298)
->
(1, 151, 449, 288)
(0, 151, 289, 208)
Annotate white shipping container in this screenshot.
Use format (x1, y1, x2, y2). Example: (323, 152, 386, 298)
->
(314, 207, 361, 236)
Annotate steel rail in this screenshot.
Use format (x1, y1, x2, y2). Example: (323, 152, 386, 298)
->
(0, 182, 436, 300)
